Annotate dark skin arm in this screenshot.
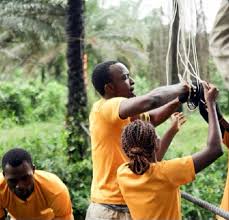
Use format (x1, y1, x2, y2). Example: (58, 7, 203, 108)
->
(148, 97, 181, 126)
(157, 112, 186, 161)
(119, 83, 189, 119)
(130, 98, 181, 126)
(192, 83, 223, 173)
(199, 101, 229, 137)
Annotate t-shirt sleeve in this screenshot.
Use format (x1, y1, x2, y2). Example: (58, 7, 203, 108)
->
(101, 97, 129, 124)
(50, 186, 73, 218)
(162, 156, 195, 187)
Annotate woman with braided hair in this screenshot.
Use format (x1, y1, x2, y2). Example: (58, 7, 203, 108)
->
(117, 83, 223, 220)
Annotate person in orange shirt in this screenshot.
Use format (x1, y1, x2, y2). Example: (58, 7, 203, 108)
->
(117, 83, 223, 220)
(86, 60, 191, 220)
(0, 148, 74, 220)
(199, 97, 229, 220)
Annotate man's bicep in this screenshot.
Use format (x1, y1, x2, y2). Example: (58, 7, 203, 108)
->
(119, 96, 154, 119)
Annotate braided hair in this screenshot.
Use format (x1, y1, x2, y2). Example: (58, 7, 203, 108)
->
(121, 120, 157, 175)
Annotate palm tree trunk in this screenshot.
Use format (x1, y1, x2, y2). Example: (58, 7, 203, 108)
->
(171, 2, 182, 112)
(66, 0, 88, 161)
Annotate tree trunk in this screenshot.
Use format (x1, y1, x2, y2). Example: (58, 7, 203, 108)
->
(170, 2, 179, 85)
(66, 0, 88, 161)
(170, 2, 182, 111)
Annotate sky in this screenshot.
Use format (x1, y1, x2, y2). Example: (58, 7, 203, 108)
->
(100, 0, 221, 32)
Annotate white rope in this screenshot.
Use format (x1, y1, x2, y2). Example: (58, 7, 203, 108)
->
(166, 0, 178, 85)
(166, 0, 202, 87)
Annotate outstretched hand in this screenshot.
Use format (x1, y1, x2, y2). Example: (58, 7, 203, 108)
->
(202, 82, 219, 104)
(170, 112, 186, 132)
(198, 82, 229, 136)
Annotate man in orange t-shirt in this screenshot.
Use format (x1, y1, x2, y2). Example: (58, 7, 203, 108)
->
(0, 148, 74, 220)
(86, 60, 191, 220)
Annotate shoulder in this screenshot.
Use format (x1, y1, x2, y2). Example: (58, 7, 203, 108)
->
(159, 156, 194, 168)
(34, 170, 68, 195)
(90, 97, 129, 123)
(158, 156, 195, 185)
(95, 98, 127, 109)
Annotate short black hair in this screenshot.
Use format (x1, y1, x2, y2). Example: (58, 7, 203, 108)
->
(92, 60, 118, 96)
(2, 148, 33, 170)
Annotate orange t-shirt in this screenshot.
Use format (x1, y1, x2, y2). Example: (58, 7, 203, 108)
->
(0, 170, 73, 220)
(89, 97, 130, 204)
(218, 131, 229, 220)
(117, 156, 195, 220)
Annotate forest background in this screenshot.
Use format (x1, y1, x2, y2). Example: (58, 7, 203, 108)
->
(0, 0, 228, 219)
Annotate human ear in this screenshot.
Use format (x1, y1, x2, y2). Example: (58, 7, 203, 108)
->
(104, 83, 114, 95)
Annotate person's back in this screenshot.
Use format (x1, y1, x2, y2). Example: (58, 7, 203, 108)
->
(118, 156, 194, 220)
(117, 83, 223, 220)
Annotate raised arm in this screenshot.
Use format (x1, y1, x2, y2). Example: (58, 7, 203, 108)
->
(192, 83, 223, 173)
(199, 101, 228, 137)
(157, 112, 186, 161)
(119, 83, 189, 119)
(148, 98, 181, 126)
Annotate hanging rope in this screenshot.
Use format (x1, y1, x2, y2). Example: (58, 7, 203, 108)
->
(166, 0, 205, 110)
(181, 191, 229, 220)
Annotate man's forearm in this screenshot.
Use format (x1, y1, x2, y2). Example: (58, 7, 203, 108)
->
(207, 104, 222, 147)
(148, 83, 188, 108)
(119, 83, 188, 119)
(148, 98, 180, 126)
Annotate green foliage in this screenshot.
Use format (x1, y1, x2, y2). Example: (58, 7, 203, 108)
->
(209, 59, 229, 113)
(0, 80, 67, 127)
(33, 81, 67, 121)
(133, 74, 153, 96)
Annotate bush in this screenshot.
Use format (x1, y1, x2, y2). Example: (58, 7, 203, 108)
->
(209, 59, 229, 114)
(0, 80, 67, 126)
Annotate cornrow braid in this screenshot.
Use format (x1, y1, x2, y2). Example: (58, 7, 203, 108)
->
(121, 120, 157, 175)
